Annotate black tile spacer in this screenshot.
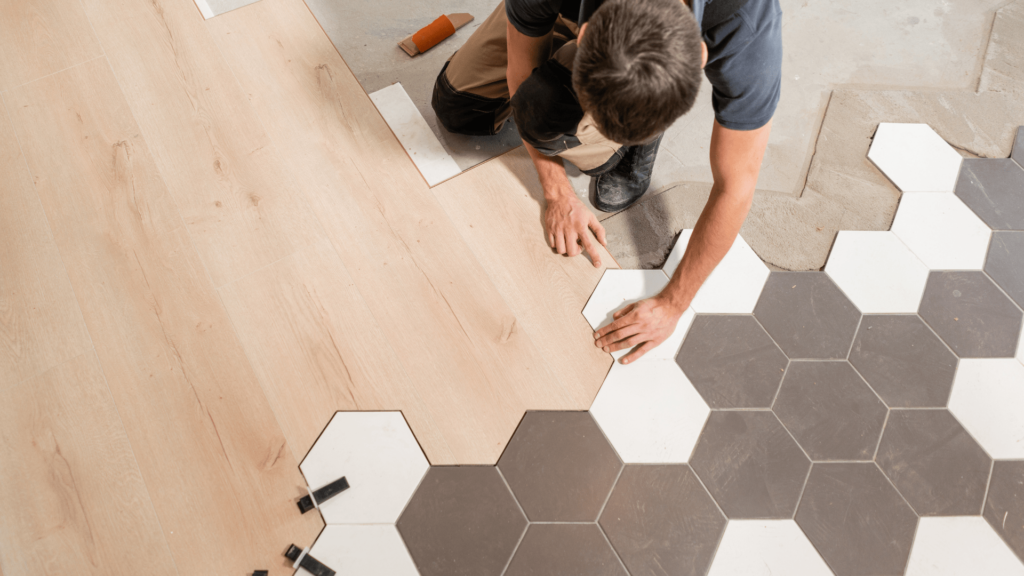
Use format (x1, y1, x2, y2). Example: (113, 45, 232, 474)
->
(297, 476, 349, 514)
(284, 544, 336, 576)
(252, 572, 268, 576)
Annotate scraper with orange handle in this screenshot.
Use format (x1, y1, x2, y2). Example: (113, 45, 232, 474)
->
(399, 13, 474, 57)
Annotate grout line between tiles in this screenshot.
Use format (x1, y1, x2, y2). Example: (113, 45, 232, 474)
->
(979, 455, 996, 516)
(771, 409, 814, 465)
(593, 466, 631, 575)
(873, 459, 921, 517)
(791, 462, 813, 521)
(769, 358, 791, 410)
(872, 409, 891, 461)
(497, 466, 530, 576)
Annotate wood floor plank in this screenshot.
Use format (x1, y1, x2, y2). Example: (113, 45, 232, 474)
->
(219, 239, 452, 463)
(434, 150, 615, 405)
(77, 0, 325, 287)
(0, 96, 92, 389)
(6, 57, 322, 576)
(0, 0, 104, 91)
(208, 0, 576, 464)
(0, 353, 178, 576)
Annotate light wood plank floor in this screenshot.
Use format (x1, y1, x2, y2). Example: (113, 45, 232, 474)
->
(0, 0, 613, 573)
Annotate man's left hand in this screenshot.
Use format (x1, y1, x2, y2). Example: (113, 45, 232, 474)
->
(593, 295, 684, 364)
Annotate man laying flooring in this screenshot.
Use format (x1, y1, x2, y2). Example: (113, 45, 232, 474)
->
(432, 0, 781, 363)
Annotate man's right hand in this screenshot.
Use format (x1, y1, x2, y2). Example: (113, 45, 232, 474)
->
(545, 189, 607, 267)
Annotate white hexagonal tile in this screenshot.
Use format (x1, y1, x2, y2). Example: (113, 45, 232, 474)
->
(824, 231, 930, 313)
(307, 524, 420, 575)
(299, 411, 429, 524)
(906, 517, 1024, 576)
(663, 230, 770, 314)
(583, 269, 696, 361)
(949, 359, 1024, 459)
(589, 360, 709, 463)
(868, 123, 964, 193)
(891, 192, 992, 270)
(707, 520, 833, 576)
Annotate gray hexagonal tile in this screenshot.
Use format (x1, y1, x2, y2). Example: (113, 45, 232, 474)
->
(848, 315, 958, 408)
(504, 524, 627, 576)
(955, 158, 1024, 230)
(397, 466, 527, 576)
(876, 409, 992, 516)
(919, 271, 1023, 358)
(690, 411, 810, 519)
(796, 463, 918, 576)
(985, 231, 1024, 309)
(600, 465, 726, 576)
(675, 315, 788, 408)
(497, 411, 621, 522)
(984, 460, 1024, 563)
(754, 272, 862, 359)
(773, 361, 888, 461)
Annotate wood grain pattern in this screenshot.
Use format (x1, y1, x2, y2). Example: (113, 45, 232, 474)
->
(0, 353, 177, 576)
(208, 0, 576, 464)
(434, 150, 615, 405)
(219, 239, 452, 463)
(0, 96, 92, 389)
(6, 57, 321, 576)
(78, 0, 325, 287)
(0, 0, 103, 91)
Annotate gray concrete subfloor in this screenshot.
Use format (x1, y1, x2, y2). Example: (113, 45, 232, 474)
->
(304, 0, 1022, 270)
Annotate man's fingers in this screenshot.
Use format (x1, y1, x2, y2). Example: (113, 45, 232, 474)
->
(594, 311, 634, 339)
(548, 232, 555, 249)
(580, 233, 602, 268)
(621, 341, 656, 365)
(590, 215, 608, 247)
(607, 334, 645, 353)
(566, 231, 581, 257)
(555, 231, 567, 255)
(597, 325, 642, 349)
(612, 303, 636, 320)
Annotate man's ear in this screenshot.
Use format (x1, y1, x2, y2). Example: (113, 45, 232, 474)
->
(701, 41, 708, 69)
(578, 22, 588, 43)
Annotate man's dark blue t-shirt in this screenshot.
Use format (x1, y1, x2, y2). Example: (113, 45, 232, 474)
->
(506, 0, 782, 131)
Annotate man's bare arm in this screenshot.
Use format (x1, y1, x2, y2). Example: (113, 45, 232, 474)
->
(594, 119, 772, 363)
(507, 21, 607, 265)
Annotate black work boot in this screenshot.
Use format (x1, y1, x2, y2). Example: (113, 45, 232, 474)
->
(593, 133, 663, 212)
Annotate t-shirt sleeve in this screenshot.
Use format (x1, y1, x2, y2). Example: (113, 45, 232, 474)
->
(702, 0, 782, 131)
(506, 0, 562, 37)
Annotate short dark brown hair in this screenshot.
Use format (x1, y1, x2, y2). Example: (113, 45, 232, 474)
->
(574, 0, 703, 145)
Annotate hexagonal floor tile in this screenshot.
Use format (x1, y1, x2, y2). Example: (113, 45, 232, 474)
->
(956, 158, 1024, 230)
(984, 460, 1024, 562)
(906, 517, 1024, 575)
(600, 465, 726, 576)
(796, 463, 918, 576)
(582, 269, 695, 361)
(753, 272, 861, 360)
(299, 411, 429, 524)
(891, 192, 992, 270)
(497, 411, 621, 522)
(504, 524, 626, 576)
(919, 271, 1023, 358)
(707, 520, 832, 576)
(825, 231, 930, 314)
(848, 315, 958, 408)
(773, 361, 888, 461)
(690, 411, 810, 519)
(867, 123, 964, 193)
(675, 315, 788, 409)
(396, 466, 526, 576)
(949, 359, 1024, 459)
(663, 230, 770, 313)
(307, 525, 419, 575)
(986, 230, 1024, 309)
(589, 360, 709, 463)
(876, 409, 991, 516)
